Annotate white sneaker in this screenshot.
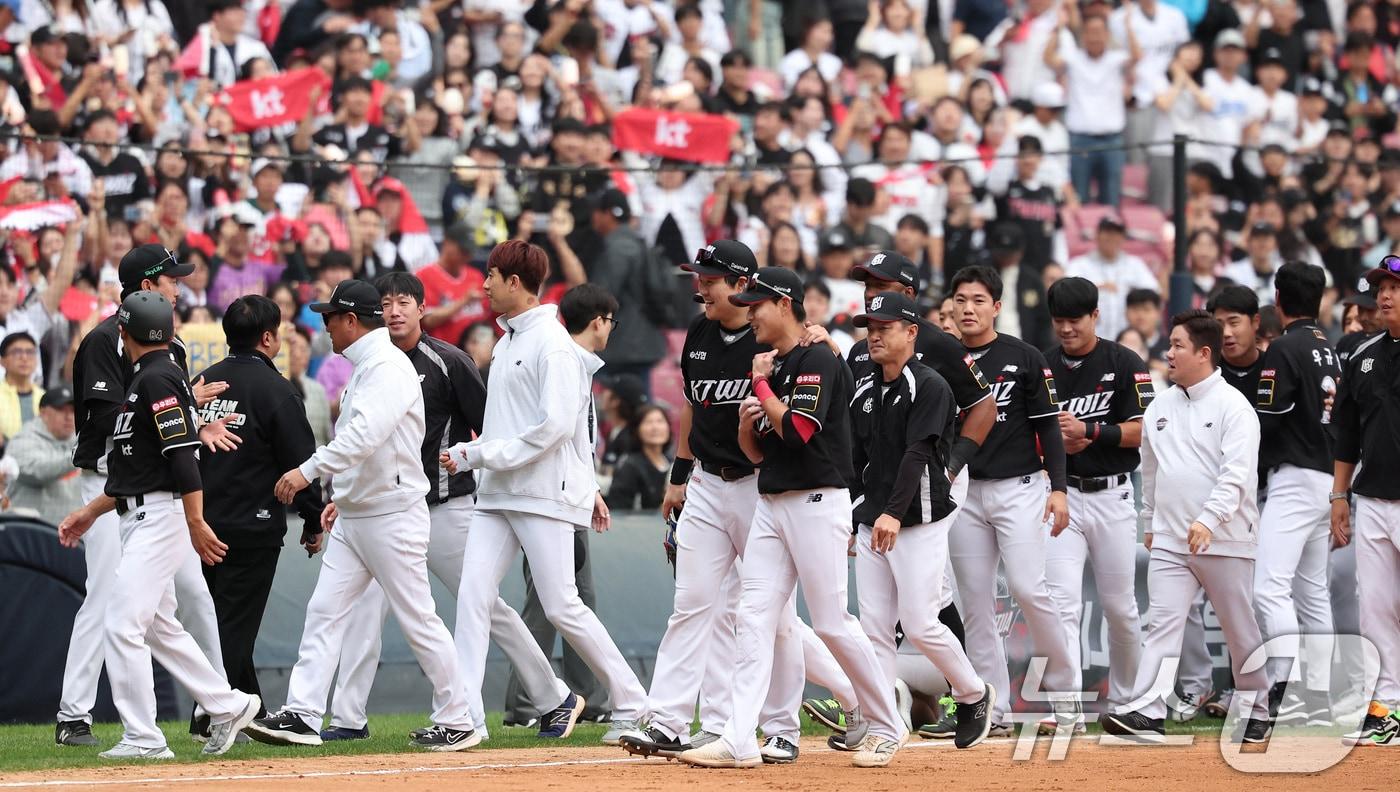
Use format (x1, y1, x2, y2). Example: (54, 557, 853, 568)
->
(204, 694, 261, 756)
(601, 719, 643, 746)
(760, 735, 799, 764)
(851, 734, 900, 768)
(678, 739, 761, 768)
(895, 679, 913, 734)
(99, 743, 175, 760)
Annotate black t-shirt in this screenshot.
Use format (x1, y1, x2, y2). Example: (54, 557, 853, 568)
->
(411, 334, 487, 504)
(312, 123, 401, 163)
(73, 315, 189, 472)
(105, 350, 201, 497)
(965, 334, 1061, 480)
(851, 360, 957, 527)
(1333, 332, 1400, 500)
(715, 87, 759, 116)
(1337, 330, 1379, 366)
(755, 343, 854, 494)
(848, 320, 990, 415)
(996, 180, 1060, 272)
(1220, 354, 1265, 402)
(681, 313, 767, 471)
(1256, 319, 1341, 475)
(83, 151, 151, 220)
(1048, 338, 1155, 477)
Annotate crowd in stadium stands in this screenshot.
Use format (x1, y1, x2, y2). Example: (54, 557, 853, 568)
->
(0, 0, 1396, 522)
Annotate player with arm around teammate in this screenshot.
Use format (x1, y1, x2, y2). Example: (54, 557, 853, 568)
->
(57, 291, 261, 759)
(1043, 277, 1152, 732)
(849, 290, 996, 750)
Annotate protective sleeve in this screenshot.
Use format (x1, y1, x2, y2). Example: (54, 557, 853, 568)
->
(170, 445, 203, 495)
(884, 437, 935, 518)
(1033, 413, 1068, 492)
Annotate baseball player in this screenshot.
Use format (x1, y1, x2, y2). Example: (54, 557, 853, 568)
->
(323, 272, 579, 743)
(677, 267, 904, 769)
(1209, 285, 1265, 400)
(849, 290, 995, 750)
(57, 291, 261, 759)
(1253, 262, 1341, 726)
(1043, 277, 1152, 729)
(444, 241, 648, 746)
(58, 244, 237, 747)
(947, 265, 1077, 732)
(1102, 310, 1272, 745)
(1331, 258, 1400, 746)
(247, 279, 477, 751)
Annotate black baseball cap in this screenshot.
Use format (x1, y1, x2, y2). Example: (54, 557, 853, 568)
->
(1047, 276, 1099, 318)
(592, 188, 631, 221)
(820, 227, 854, 254)
(853, 291, 919, 327)
(1384, 200, 1400, 218)
(30, 26, 61, 46)
(1258, 47, 1285, 66)
(1017, 135, 1044, 154)
(1098, 213, 1126, 232)
(1300, 76, 1325, 96)
(442, 221, 476, 255)
(728, 267, 804, 306)
(684, 239, 757, 278)
(1250, 221, 1278, 237)
(852, 251, 917, 288)
(40, 385, 74, 409)
(988, 222, 1024, 253)
(309, 279, 384, 318)
(119, 244, 194, 290)
(846, 177, 877, 207)
(1342, 290, 1378, 309)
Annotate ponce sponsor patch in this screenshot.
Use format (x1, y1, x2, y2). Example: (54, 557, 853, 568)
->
(154, 407, 189, 440)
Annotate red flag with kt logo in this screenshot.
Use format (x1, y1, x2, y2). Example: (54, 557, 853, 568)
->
(612, 108, 738, 164)
(217, 68, 330, 132)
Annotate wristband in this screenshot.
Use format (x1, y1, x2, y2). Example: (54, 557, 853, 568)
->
(1329, 491, 1350, 502)
(755, 378, 776, 402)
(669, 457, 695, 486)
(1091, 423, 1122, 447)
(947, 436, 981, 478)
(1087, 422, 1100, 442)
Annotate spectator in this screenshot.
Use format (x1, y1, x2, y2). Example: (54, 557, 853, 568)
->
(993, 135, 1069, 274)
(762, 221, 812, 272)
(203, 0, 276, 87)
(855, 123, 945, 252)
(605, 404, 673, 511)
(587, 189, 666, 390)
(985, 221, 1055, 350)
(1200, 29, 1262, 179)
(209, 205, 280, 309)
(816, 227, 866, 318)
(803, 278, 857, 355)
(286, 327, 333, 448)
(4, 385, 80, 524)
(780, 17, 843, 90)
(1146, 40, 1213, 210)
(856, 0, 936, 72)
(460, 321, 497, 380)
(831, 177, 895, 259)
(1186, 228, 1229, 306)
(1065, 214, 1161, 341)
(0, 333, 44, 442)
(1125, 287, 1170, 364)
(1111, 0, 1190, 161)
(1224, 220, 1285, 301)
(1011, 82, 1072, 193)
(418, 222, 488, 346)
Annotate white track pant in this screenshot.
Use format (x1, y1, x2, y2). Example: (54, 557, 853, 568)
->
(1177, 592, 1215, 697)
(1126, 549, 1270, 720)
(284, 500, 471, 731)
(721, 488, 903, 760)
(1355, 496, 1400, 704)
(456, 509, 646, 722)
(60, 473, 224, 724)
(951, 475, 1075, 721)
(1044, 481, 1142, 709)
(106, 494, 250, 748)
(856, 472, 983, 705)
(330, 498, 567, 732)
(1254, 465, 1335, 693)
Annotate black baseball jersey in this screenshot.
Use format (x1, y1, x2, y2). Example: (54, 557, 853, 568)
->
(1256, 320, 1342, 475)
(411, 333, 488, 504)
(680, 313, 767, 470)
(73, 314, 189, 472)
(1049, 339, 1155, 477)
(198, 352, 323, 546)
(965, 334, 1061, 480)
(1333, 332, 1400, 500)
(105, 350, 201, 497)
(755, 343, 854, 494)
(312, 123, 401, 163)
(850, 360, 957, 528)
(1337, 330, 1379, 366)
(1220, 354, 1265, 402)
(996, 180, 1060, 272)
(848, 321, 991, 415)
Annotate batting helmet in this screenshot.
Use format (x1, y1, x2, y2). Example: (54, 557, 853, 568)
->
(117, 290, 174, 345)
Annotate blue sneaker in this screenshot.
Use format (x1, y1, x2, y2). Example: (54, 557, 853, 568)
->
(538, 693, 587, 739)
(319, 725, 370, 741)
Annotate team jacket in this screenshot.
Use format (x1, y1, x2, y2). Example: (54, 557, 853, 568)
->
(1141, 369, 1260, 559)
(408, 334, 487, 505)
(296, 328, 430, 518)
(680, 312, 767, 470)
(1333, 331, 1400, 500)
(105, 350, 201, 498)
(1255, 319, 1341, 475)
(1048, 338, 1155, 478)
(850, 360, 957, 528)
(755, 343, 854, 494)
(198, 351, 323, 547)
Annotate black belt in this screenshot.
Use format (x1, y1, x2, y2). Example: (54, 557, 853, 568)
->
(700, 462, 755, 482)
(1067, 473, 1129, 493)
(115, 492, 177, 516)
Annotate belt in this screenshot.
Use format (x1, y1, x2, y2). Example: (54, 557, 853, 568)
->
(700, 462, 755, 482)
(115, 492, 177, 516)
(1067, 473, 1129, 493)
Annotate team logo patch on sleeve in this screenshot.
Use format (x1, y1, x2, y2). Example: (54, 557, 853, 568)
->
(965, 354, 990, 389)
(1257, 374, 1276, 407)
(154, 407, 189, 440)
(1135, 381, 1156, 409)
(1042, 370, 1059, 404)
(152, 396, 180, 411)
(791, 384, 822, 411)
(1133, 372, 1152, 383)
(796, 374, 823, 385)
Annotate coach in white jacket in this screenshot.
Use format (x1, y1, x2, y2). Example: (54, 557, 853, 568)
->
(247, 279, 477, 752)
(1101, 309, 1273, 744)
(445, 241, 648, 743)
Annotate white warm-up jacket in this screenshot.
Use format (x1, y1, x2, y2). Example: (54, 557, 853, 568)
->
(298, 327, 429, 518)
(1140, 369, 1260, 559)
(450, 304, 601, 526)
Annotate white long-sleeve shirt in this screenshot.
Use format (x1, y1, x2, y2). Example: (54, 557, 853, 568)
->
(298, 327, 429, 518)
(1064, 251, 1159, 341)
(1140, 369, 1260, 559)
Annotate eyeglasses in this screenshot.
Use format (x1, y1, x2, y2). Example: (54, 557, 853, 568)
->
(4, 347, 36, 357)
(602, 316, 620, 328)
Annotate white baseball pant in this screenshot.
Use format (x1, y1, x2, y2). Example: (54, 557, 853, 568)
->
(1355, 496, 1400, 704)
(105, 493, 251, 748)
(1176, 592, 1216, 698)
(951, 475, 1076, 721)
(1253, 465, 1335, 693)
(1044, 481, 1142, 709)
(856, 473, 985, 705)
(456, 509, 646, 722)
(1329, 541, 1366, 701)
(1125, 549, 1270, 720)
(329, 498, 567, 733)
(721, 488, 903, 760)
(60, 473, 224, 724)
(283, 500, 472, 731)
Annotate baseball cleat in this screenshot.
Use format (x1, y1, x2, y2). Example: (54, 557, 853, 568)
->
(1167, 689, 1212, 722)
(55, 720, 98, 747)
(677, 740, 761, 768)
(99, 742, 175, 760)
(689, 730, 721, 749)
(1100, 710, 1166, 743)
(1236, 718, 1273, 745)
(987, 722, 1014, 738)
(843, 705, 870, 749)
(245, 710, 323, 747)
(1374, 714, 1400, 746)
(851, 734, 900, 768)
(322, 726, 371, 741)
(502, 717, 539, 729)
(411, 725, 481, 752)
(802, 698, 847, 734)
(1342, 702, 1394, 746)
(828, 734, 857, 752)
(538, 693, 586, 739)
(1037, 717, 1087, 735)
(761, 735, 799, 764)
(1273, 684, 1308, 726)
(918, 696, 957, 739)
(1203, 689, 1233, 718)
(202, 694, 261, 756)
(954, 684, 996, 749)
(601, 719, 643, 746)
(620, 726, 690, 759)
(894, 679, 913, 734)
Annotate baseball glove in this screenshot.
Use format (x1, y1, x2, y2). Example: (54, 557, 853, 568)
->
(663, 518, 678, 575)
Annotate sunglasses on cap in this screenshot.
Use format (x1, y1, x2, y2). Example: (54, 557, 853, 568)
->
(1381, 255, 1400, 274)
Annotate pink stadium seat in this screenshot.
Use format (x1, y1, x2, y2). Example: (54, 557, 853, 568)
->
(1121, 163, 1148, 203)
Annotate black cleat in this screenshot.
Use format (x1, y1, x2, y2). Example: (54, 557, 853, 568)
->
(1100, 710, 1166, 743)
(410, 725, 482, 752)
(954, 684, 996, 749)
(620, 726, 690, 759)
(1238, 718, 1273, 744)
(245, 710, 323, 746)
(55, 720, 98, 747)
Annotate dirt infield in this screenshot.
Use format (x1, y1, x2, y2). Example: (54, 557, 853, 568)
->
(1, 734, 1393, 791)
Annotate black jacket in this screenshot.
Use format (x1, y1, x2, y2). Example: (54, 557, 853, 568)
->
(198, 351, 323, 547)
(851, 360, 957, 528)
(589, 226, 666, 367)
